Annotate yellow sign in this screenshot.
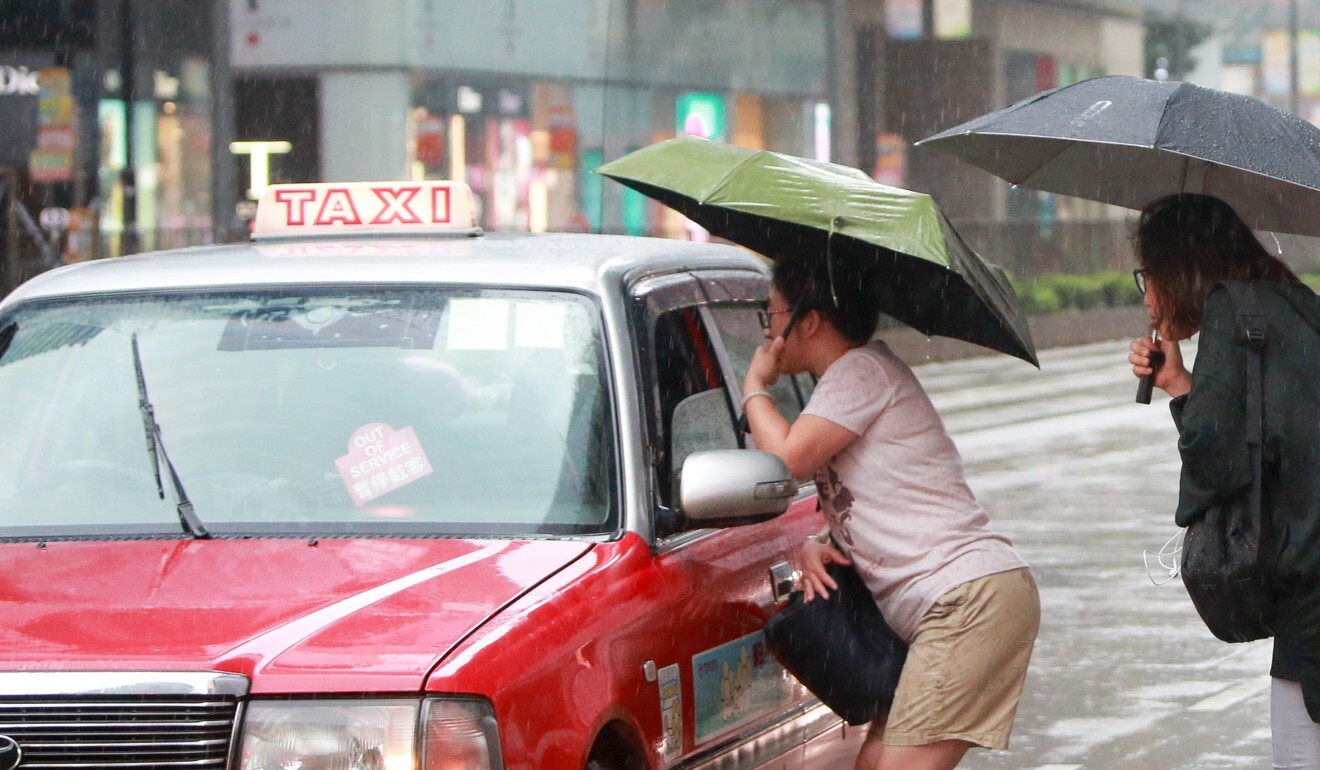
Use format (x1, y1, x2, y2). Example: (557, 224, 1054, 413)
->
(30, 67, 74, 182)
(29, 149, 73, 182)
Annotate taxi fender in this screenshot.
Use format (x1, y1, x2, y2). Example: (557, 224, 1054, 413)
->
(427, 535, 660, 770)
(581, 704, 651, 770)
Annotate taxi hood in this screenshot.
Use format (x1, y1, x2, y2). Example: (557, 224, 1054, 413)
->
(0, 537, 590, 693)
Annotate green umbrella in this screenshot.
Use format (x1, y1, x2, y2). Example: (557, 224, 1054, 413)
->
(596, 136, 1038, 366)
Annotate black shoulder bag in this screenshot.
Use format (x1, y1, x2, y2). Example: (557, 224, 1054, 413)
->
(764, 561, 908, 725)
(1180, 282, 1276, 643)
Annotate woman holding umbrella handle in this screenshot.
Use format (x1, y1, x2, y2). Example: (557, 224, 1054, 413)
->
(744, 258, 1039, 770)
(1126, 193, 1320, 766)
(1130, 325, 1189, 401)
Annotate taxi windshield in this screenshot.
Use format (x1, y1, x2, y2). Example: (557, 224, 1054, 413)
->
(0, 287, 616, 539)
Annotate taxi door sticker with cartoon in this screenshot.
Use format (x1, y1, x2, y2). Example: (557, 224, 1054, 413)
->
(692, 631, 793, 742)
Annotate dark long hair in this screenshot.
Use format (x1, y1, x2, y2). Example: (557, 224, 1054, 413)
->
(772, 257, 882, 345)
(1135, 194, 1298, 340)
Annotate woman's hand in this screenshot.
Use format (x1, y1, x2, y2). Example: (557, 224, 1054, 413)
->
(799, 537, 852, 602)
(744, 336, 785, 393)
(1129, 335, 1192, 398)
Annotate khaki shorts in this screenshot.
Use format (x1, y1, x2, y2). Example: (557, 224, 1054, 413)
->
(883, 567, 1040, 750)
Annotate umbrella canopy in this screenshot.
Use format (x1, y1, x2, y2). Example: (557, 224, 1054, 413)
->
(596, 137, 1038, 366)
(917, 75, 1320, 236)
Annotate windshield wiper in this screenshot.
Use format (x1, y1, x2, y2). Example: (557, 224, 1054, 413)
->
(0, 322, 15, 361)
(131, 333, 208, 539)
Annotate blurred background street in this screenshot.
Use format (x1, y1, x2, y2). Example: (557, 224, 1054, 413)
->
(5, 0, 1320, 298)
(913, 338, 1272, 770)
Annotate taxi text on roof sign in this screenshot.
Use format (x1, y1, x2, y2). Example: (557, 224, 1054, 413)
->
(251, 181, 480, 240)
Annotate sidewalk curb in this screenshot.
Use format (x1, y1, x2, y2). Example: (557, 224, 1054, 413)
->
(879, 305, 1149, 367)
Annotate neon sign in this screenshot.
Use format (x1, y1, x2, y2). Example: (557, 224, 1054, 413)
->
(0, 66, 39, 96)
(230, 140, 293, 199)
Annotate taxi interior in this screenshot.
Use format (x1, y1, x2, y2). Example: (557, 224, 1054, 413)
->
(0, 287, 617, 539)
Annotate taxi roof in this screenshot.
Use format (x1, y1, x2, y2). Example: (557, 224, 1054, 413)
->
(1, 232, 768, 308)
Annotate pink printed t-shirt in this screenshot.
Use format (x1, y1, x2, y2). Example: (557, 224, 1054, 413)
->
(802, 340, 1027, 642)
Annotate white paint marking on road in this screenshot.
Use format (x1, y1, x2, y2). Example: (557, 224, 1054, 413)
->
(1032, 765, 1083, 770)
(1188, 675, 1273, 711)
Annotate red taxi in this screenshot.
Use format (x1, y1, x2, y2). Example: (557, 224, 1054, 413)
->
(0, 181, 861, 769)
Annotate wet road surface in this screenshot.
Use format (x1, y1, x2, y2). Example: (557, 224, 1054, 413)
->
(914, 338, 1272, 770)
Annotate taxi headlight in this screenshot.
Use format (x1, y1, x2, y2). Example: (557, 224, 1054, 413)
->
(239, 698, 502, 770)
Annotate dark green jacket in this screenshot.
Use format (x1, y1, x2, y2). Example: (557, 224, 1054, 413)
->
(1171, 280, 1320, 718)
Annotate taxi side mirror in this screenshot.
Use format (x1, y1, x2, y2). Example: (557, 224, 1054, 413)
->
(678, 449, 798, 528)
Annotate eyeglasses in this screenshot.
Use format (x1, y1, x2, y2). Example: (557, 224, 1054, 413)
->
(757, 307, 792, 330)
(1133, 268, 1148, 295)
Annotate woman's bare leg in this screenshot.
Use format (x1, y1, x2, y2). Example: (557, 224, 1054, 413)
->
(856, 738, 971, 770)
(854, 718, 886, 770)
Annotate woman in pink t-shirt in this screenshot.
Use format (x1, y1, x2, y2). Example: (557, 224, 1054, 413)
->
(743, 259, 1040, 770)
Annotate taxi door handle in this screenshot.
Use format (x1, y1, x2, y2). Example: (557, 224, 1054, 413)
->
(768, 561, 799, 604)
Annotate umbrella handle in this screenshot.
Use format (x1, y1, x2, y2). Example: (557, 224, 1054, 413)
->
(1135, 345, 1165, 404)
(1135, 373, 1157, 404)
(825, 217, 843, 308)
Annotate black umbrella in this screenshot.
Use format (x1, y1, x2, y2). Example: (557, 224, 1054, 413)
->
(917, 75, 1320, 236)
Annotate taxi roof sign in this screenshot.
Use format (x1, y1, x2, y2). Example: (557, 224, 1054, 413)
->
(251, 181, 481, 240)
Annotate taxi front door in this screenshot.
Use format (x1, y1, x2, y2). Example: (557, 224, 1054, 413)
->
(630, 270, 824, 769)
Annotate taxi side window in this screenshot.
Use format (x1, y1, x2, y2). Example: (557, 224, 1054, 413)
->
(706, 304, 807, 426)
(654, 306, 738, 509)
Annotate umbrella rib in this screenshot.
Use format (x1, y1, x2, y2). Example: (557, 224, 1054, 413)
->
(967, 132, 1320, 203)
(1012, 141, 1073, 188)
(698, 150, 771, 204)
(948, 131, 1150, 188)
(1013, 138, 1096, 190)
(1153, 86, 1177, 145)
(1154, 83, 1320, 197)
(1132, 147, 1320, 199)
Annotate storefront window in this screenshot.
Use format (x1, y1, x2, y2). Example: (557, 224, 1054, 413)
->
(98, 62, 212, 257)
(154, 58, 213, 250)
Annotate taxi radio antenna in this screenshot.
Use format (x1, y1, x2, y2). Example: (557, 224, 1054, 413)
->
(598, 0, 618, 233)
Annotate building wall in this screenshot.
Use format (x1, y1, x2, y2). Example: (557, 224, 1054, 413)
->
(1100, 17, 1147, 77)
(872, 0, 1147, 278)
(230, 0, 827, 97)
(320, 72, 411, 183)
(0, 0, 1159, 290)
(227, 0, 833, 235)
(885, 39, 996, 214)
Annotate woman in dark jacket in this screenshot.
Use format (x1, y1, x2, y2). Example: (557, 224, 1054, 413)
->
(1128, 193, 1320, 768)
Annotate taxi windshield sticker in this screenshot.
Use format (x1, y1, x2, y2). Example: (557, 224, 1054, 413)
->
(335, 423, 434, 506)
(692, 631, 792, 742)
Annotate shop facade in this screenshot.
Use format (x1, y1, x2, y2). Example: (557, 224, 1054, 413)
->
(0, 0, 227, 291)
(229, 0, 832, 237)
(871, 0, 1145, 278)
(0, 0, 1156, 292)
(0, 1, 95, 289)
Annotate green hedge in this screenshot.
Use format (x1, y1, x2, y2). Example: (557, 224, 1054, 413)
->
(1007, 271, 1320, 316)
(1010, 270, 1144, 315)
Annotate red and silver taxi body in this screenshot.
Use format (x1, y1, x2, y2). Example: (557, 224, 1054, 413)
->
(0, 181, 857, 770)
